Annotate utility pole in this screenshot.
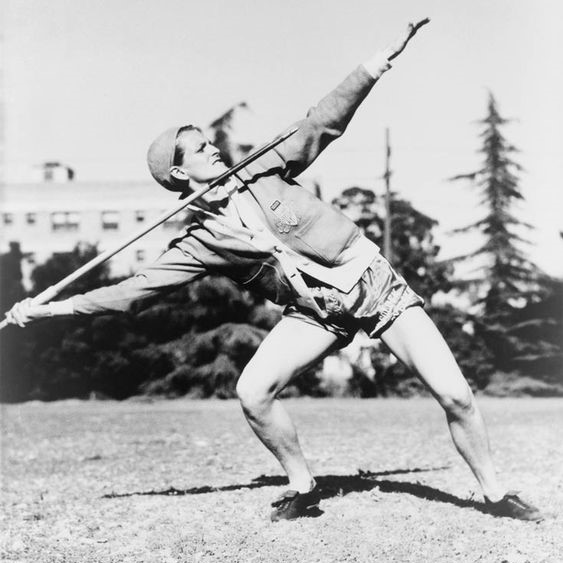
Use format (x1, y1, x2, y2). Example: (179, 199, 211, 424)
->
(383, 127, 392, 263)
(0, 11, 5, 186)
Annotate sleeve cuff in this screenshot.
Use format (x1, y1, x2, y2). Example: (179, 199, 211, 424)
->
(48, 299, 75, 317)
(361, 53, 392, 79)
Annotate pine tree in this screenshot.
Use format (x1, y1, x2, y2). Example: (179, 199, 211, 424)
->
(451, 93, 550, 373)
(451, 93, 540, 312)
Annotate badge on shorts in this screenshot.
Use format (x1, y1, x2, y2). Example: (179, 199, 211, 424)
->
(270, 200, 299, 234)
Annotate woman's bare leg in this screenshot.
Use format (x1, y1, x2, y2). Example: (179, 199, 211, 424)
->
(380, 306, 505, 501)
(236, 317, 338, 493)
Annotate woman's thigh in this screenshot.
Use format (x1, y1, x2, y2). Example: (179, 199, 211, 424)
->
(379, 306, 471, 403)
(239, 316, 340, 396)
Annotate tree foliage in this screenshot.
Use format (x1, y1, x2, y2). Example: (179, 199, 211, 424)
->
(450, 93, 560, 378)
(0, 242, 26, 312)
(450, 93, 540, 315)
(0, 242, 284, 402)
(31, 242, 112, 297)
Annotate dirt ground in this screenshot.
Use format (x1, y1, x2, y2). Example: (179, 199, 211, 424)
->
(1, 397, 561, 563)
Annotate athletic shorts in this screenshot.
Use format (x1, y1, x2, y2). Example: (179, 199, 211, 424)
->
(283, 253, 424, 346)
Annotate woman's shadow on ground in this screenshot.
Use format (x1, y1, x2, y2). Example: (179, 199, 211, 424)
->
(102, 465, 489, 517)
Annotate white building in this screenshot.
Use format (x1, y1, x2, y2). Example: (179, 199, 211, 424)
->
(0, 170, 187, 286)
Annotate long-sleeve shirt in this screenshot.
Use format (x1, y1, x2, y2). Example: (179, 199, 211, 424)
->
(69, 64, 384, 316)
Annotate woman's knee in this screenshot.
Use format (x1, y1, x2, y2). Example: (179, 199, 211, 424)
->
(236, 366, 284, 415)
(438, 384, 476, 419)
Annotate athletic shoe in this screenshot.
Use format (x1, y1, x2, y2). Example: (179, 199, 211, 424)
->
(270, 487, 322, 521)
(485, 491, 544, 522)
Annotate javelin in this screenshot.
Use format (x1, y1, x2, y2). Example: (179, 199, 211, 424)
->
(0, 127, 298, 330)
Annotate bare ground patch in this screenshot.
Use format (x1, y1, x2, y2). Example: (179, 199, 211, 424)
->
(1, 398, 561, 562)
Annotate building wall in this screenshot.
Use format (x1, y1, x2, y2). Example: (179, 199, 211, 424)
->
(0, 180, 187, 286)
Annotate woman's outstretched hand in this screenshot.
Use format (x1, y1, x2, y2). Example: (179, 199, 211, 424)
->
(4, 298, 50, 327)
(386, 18, 431, 61)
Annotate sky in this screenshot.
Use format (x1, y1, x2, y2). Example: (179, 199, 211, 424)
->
(2, 0, 563, 275)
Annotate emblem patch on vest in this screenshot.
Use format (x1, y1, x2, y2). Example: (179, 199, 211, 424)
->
(270, 200, 299, 234)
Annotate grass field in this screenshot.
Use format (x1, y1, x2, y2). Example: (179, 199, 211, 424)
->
(1, 397, 561, 562)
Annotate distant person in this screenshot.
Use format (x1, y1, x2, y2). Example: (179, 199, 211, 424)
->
(5, 20, 543, 523)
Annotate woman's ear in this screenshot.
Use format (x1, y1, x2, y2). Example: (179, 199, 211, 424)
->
(170, 166, 190, 182)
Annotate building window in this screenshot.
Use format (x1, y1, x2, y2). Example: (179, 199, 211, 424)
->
(136, 249, 146, 262)
(3, 213, 14, 225)
(135, 210, 146, 223)
(26, 213, 37, 225)
(51, 211, 80, 232)
(102, 211, 120, 230)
